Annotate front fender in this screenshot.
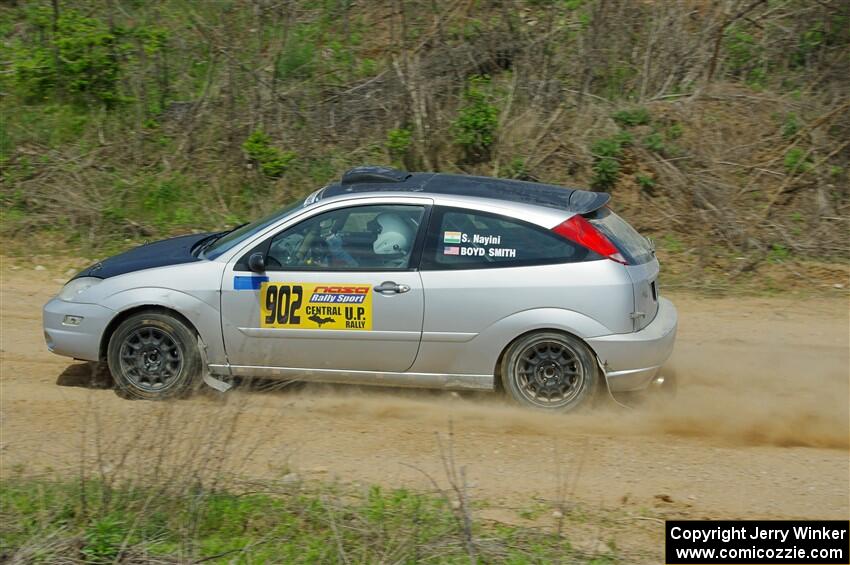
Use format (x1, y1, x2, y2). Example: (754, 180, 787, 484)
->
(100, 287, 227, 365)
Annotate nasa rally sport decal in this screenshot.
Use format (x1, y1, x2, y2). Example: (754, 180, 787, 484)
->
(260, 283, 372, 330)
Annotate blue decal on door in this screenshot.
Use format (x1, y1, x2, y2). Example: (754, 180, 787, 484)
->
(234, 275, 269, 290)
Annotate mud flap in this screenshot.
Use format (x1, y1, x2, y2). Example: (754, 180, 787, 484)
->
(198, 336, 232, 393)
(596, 355, 632, 409)
(203, 372, 233, 393)
(604, 363, 678, 409)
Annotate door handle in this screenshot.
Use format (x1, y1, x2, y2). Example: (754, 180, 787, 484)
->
(374, 281, 410, 294)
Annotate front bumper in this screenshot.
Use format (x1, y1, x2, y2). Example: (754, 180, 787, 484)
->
(587, 297, 678, 392)
(43, 298, 115, 361)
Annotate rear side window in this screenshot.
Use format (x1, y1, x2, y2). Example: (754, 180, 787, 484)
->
(585, 208, 654, 265)
(421, 207, 594, 270)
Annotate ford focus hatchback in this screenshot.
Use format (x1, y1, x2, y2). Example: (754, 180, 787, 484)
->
(43, 166, 677, 411)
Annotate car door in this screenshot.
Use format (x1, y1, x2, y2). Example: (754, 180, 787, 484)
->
(220, 202, 428, 374)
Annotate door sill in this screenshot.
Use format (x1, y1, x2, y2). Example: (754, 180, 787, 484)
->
(208, 364, 493, 391)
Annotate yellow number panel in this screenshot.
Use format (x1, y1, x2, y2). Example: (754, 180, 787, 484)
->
(260, 283, 372, 330)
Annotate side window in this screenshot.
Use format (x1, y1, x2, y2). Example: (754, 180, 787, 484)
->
(264, 205, 425, 270)
(421, 207, 591, 270)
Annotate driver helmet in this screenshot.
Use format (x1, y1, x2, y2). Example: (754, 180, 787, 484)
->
(372, 213, 413, 255)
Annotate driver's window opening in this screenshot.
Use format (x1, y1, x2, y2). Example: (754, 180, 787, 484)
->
(266, 205, 425, 270)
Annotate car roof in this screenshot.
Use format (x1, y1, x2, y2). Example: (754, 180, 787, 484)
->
(317, 166, 610, 214)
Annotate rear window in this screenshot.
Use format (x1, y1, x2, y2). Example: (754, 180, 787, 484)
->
(585, 208, 654, 265)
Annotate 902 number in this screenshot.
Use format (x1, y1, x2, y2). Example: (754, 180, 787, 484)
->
(264, 284, 303, 325)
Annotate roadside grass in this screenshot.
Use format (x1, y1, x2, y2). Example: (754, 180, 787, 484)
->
(2, 1, 847, 301)
(651, 249, 849, 297)
(0, 397, 628, 563)
(0, 476, 619, 563)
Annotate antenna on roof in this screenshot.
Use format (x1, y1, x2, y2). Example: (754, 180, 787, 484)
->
(341, 165, 411, 185)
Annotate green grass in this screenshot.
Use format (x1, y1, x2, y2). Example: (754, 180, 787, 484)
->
(611, 108, 651, 128)
(0, 477, 617, 563)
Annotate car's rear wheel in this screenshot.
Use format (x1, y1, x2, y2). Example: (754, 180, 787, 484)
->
(501, 331, 598, 412)
(107, 312, 201, 400)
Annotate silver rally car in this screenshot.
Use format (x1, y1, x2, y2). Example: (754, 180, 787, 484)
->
(43, 166, 677, 411)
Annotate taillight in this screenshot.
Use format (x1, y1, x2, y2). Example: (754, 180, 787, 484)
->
(553, 215, 628, 264)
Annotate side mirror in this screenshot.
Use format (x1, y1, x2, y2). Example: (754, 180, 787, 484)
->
(247, 252, 266, 273)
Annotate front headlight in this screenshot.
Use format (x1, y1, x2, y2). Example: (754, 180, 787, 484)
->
(58, 277, 102, 301)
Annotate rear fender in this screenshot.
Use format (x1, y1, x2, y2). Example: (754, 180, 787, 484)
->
(412, 307, 611, 376)
(482, 307, 611, 374)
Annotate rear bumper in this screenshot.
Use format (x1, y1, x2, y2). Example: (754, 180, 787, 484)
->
(43, 298, 114, 361)
(587, 297, 678, 392)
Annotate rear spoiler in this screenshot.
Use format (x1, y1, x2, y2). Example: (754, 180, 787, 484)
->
(568, 190, 610, 214)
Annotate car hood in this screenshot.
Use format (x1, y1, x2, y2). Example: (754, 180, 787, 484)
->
(74, 232, 215, 280)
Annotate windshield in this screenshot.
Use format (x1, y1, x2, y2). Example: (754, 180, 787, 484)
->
(203, 197, 308, 260)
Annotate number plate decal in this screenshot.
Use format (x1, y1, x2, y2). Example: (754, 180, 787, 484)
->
(260, 283, 372, 330)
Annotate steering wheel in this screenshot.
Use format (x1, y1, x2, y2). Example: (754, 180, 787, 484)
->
(298, 239, 330, 266)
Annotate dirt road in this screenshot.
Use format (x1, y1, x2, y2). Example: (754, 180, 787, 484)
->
(1, 264, 848, 525)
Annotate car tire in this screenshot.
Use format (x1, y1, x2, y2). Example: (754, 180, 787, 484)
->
(107, 311, 202, 400)
(501, 331, 598, 412)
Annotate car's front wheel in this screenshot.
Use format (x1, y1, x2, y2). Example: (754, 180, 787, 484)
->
(107, 311, 202, 400)
(501, 331, 598, 412)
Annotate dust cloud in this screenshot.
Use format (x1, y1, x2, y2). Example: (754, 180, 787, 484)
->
(264, 339, 849, 450)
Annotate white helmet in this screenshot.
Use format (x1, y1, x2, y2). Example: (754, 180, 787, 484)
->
(372, 213, 413, 255)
